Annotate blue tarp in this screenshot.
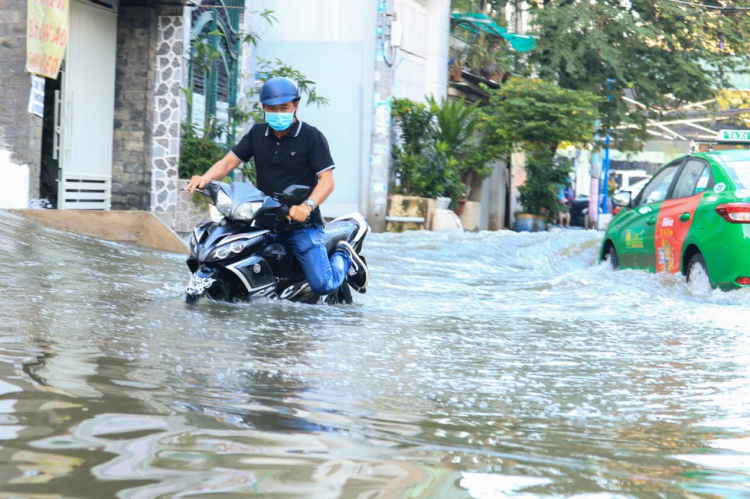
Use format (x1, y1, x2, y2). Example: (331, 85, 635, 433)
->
(451, 12, 537, 53)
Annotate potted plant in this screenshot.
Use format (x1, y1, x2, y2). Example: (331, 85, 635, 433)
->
(450, 60, 464, 82)
(387, 99, 465, 232)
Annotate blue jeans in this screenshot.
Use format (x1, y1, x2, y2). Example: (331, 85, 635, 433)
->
(275, 226, 352, 295)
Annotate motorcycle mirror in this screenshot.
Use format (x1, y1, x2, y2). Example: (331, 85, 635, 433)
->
(275, 184, 311, 203)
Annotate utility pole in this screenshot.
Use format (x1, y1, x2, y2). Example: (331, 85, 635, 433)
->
(600, 78, 615, 216)
(367, 0, 394, 233)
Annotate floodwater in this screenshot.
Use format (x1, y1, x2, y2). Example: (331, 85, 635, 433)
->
(2, 210, 750, 498)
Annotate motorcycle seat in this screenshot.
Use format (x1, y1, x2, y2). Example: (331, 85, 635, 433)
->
(322, 219, 360, 256)
(262, 219, 361, 267)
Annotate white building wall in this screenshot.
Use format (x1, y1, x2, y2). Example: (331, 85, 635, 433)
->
(392, 0, 427, 101)
(250, 0, 376, 218)
(392, 0, 449, 102)
(248, 0, 448, 218)
(505, 1, 531, 35)
(0, 150, 30, 209)
(424, 0, 450, 99)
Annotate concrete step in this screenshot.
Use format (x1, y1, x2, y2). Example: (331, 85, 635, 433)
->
(12, 210, 189, 254)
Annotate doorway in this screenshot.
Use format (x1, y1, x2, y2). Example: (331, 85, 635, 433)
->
(40, 69, 63, 208)
(55, 0, 117, 210)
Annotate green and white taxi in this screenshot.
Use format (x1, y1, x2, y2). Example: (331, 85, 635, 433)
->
(600, 131, 750, 290)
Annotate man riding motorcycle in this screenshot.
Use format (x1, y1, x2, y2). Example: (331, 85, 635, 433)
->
(185, 77, 369, 295)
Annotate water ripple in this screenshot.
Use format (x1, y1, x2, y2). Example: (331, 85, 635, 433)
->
(1, 211, 750, 496)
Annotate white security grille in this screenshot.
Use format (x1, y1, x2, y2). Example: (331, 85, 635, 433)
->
(59, 174, 112, 210)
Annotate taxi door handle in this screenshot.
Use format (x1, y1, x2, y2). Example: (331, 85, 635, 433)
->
(647, 217, 657, 226)
(679, 212, 691, 222)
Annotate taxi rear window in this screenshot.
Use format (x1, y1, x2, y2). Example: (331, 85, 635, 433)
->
(724, 161, 750, 189)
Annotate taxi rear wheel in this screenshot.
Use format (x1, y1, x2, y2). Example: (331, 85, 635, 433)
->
(604, 244, 619, 270)
(686, 253, 711, 288)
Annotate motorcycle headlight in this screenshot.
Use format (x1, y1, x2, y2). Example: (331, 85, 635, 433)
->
(211, 239, 251, 260)
(234, 201, 263, 221)
(215, 190, 232, 217)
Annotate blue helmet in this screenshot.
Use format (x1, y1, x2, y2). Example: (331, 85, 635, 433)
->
(260, 77, 300, 106)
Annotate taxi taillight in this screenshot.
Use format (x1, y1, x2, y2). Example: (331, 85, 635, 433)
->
(736, 277, 750, 286)
(715, 203, 750, 223)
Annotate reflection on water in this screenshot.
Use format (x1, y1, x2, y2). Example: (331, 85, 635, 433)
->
(2, 210, 750, 497)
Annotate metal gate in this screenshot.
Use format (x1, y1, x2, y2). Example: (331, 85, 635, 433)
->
(57, 0, 117, 210)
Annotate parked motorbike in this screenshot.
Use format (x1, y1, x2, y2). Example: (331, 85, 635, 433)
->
(184, 181, 370, 305)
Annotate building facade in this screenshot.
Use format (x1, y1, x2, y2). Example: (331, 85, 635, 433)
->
(1, 0, 189, 216)
(2, 0, 451, 233)
(0, 0, 252, 230)
(249, 0, 450, 222)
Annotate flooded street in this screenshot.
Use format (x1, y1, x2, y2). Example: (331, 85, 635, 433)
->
(2, 210, 750, 497)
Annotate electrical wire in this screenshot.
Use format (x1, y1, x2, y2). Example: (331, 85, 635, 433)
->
(380, 38, 396, 68)
(378, 2, 397, 68)
(662, 0, 750, 11)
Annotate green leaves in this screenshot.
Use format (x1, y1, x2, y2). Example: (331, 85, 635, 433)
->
(391, 97, 475, 200)
(243, 9, 277, 48)
(483, 77, 602, 152)
(529, 0, 750, 149)
(257, 9, 278, 26)
(429, 96, 480, 155)
(481, 77, 600, 216)
(517, 149, 573, 217)
(178, 120, 230, 180)
(391, 98, 433, 157)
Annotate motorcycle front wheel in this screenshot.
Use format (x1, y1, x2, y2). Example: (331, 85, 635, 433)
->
(184, 293, 202, 304)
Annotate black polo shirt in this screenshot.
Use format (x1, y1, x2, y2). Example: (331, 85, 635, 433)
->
(230, 120, 335, 226)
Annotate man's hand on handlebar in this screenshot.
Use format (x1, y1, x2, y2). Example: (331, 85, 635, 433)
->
(185, 175, 210, 193)
(287, 204, 312, 223)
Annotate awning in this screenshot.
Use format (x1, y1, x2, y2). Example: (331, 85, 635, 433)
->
(451, 12, 537, 53)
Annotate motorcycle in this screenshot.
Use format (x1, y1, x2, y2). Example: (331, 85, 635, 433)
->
(184, 180, 370, 305)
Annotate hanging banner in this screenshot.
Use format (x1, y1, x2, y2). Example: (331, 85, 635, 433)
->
(26, 0, 69, 79)
(28, 75, 45, 117)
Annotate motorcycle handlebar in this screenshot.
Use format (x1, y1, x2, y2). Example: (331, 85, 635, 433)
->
(180, 186, 210, 196)
(278, 204, 310, 230)
(181, 183, 309, 231)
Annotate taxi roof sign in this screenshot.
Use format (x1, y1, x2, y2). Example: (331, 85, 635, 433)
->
(717, 130, 750, 142)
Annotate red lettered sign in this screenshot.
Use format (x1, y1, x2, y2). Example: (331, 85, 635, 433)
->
(26, 0, 69, 79)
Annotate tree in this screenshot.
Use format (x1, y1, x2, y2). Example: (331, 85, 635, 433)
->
(518, 151, 573, 217)
(482, 77, 602, 215)
(714, 90, 750, 127)
(529, 0, 750, 149)
(485, 77, 601, 152)
(451, 0, 510, 16)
